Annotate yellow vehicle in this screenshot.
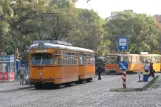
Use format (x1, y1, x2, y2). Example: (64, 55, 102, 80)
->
(105, 54, 161, 73)
(29, 40, 95, 89)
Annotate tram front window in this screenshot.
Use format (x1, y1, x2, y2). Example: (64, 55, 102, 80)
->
(30, 53, 53, 65)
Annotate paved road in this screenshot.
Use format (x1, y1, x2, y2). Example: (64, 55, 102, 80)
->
(0, 74, 160, 107)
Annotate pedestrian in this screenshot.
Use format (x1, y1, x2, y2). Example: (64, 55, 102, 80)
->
(148, 63, 155, 78)
(137, 71, 141, 81)
(144, 61, 149, 73)
(19, 64, 26, 85)
(96, 63, 105, 80)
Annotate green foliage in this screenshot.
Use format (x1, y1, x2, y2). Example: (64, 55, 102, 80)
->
(71, 9, 110, 55)
(0, 0, 161, 56)
(106, 12, 159, 53)
(0, 0, 109, 56)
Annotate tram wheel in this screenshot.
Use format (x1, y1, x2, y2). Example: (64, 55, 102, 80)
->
(80, 80, 86, 84)
(54, 84, 65, 89)
(86, 78, 92, 82)
(35, 83, 42, 89)
(70, 82, 75, 86)
(66, 82, 75, 87)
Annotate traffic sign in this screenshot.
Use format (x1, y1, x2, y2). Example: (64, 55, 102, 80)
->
(118, 61, 128, 71)
(118, 37, 128, 50)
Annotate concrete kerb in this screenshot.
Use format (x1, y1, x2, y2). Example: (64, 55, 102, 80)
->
(110, 75, 159, 92)
(142, 75, 159, 90)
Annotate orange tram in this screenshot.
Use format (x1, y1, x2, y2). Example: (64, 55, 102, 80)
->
(104, 54, 161, 73)
(28, 40, 95, 89)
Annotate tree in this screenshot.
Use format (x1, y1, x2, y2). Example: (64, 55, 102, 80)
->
(105, 12, 158, 53)
(0, 0, 109, 56)
(8, 0, 48, 53)
(0, 0, 13, 53)
(69, 9, 110, 55)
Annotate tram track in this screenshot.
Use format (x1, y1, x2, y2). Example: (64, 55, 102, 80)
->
(54, 75, 138, 107)
(0, 74, 138, 94)
(0, 74, 145, 107)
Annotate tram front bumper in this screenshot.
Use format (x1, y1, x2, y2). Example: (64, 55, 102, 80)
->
(29, 78, 55, 84)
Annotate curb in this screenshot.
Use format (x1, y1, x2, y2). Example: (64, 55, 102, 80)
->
(0, 86, 33, 93)
(142, 75, 159, 90)
(0, 80, 20, 83)
(110, 88, 143, 92)
(110, 75, 159, 92)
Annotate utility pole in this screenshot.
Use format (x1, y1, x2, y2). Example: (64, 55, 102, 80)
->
(2, 52, 4, 82)
(14, 48, 19, 80)
(0, 14, 5, 82)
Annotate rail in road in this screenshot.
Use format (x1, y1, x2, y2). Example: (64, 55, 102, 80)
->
(0, 74, 148, 93)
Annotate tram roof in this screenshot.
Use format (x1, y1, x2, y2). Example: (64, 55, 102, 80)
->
(107, 54, 161, 56)
(29, 42, 94, 53)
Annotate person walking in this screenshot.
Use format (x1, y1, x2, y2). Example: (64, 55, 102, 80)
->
(144, 62, 149, 73)
(19, 64, 26, 85)
(96, 63, 105, 80)
(148, 63, 155, 78)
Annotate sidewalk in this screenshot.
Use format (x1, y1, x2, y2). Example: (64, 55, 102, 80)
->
(110, 73, 161, 92)
(0, 80, 33, 93)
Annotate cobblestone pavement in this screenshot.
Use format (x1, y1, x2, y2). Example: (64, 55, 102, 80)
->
(0, 80, 32, 92)
(0, 74, 161, 107)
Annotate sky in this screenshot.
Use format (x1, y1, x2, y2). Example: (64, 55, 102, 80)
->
(75, 0, 161, 19)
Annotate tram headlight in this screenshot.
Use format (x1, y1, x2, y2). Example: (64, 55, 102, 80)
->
(39, 72, 43, 76)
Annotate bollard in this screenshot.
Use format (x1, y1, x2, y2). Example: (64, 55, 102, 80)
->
(122, 71, 126, 88)
(137, 71, 141, 81)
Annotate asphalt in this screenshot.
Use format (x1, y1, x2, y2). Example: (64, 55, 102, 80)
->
(0, 73, 160, 93)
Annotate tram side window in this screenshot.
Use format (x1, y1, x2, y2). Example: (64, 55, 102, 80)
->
(87, 55, 91, 64)
(73, 54, 78, 65)
(120, 56, 129, 63)
(83, 55, 90, 65)
(84, 56, 87, 65)
(139, 56, 144, 63)
(152, 56, 160, 63)
(81, 54, 95, 65)
(61, 52, 68, 65)
(80, 56, 84, 65)
(71, 53, 77, 65)
(116, 56, 120, 64)
(141, 56, 148, 63)
(75, 55, 78, 65)
(151, 56, 156, 63)
(84, 55, 90, 64)
(90, 55, 95, 64)
(83, 55, 86, 64)
(132, 56, 137, 63)
(61, 52, 78, 65)
(70, 55, 74, 65)
(105, 56, 118, 64)
(54, 57, 60, 65)
(61, 55, 65, 65)
(156, 56, 160, 63)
